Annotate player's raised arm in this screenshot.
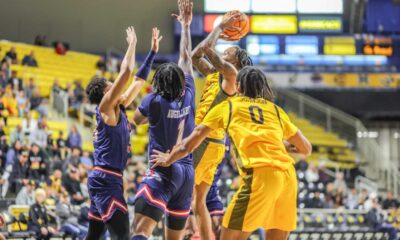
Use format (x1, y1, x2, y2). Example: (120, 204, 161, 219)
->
(151, 124, 212, 168)
(173, 0, 194, 75)
(99, 27, 137, 112)
(191, 41, 215, 77)
(202, 12, 241, 94)
(119, 28, 162, 108)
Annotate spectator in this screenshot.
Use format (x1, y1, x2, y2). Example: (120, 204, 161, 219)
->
(382, 192, 399, 210)
(28, 188, 56, 240)
(22, 111, 38, 136)
(366, 198, 398, 240)
(346, 186, 359, 209)
(5, 140, 22, 166)
(0, 136, 8, 169)
(52, 79, 63, 92)
(67, 125, 82, 149)
(34, 35, 47, 46)
(3, 149, 29, 197)
(0, 122, 5, 138)
(80, 151, 93, 171)
(16, 91, 29, 117)
(28, 143, 48, 181)
(8, 70, 23, 93)
(333, 172, 348, 194)
(55, 130, 67, 160)
(0, 69, 7, 90)
(63, 147, 81, 171)
(30, 89, 48, 117)
(29, 122, 48, 148)
(55, 42, 67, 55)
(0, 98, 8, 125)
(305, 163, 319, 183)
(47, 169, 62, 196)
(96, 56, 107, 72)
(306, 191, 325, 208)
(62, 168, 85, 205)
(56, 192, 88, 239)
(2, 86, 17, 116)
(25, 77, 37, 100)
(3, 47, 18, 64)
(15, 179, 36, 205)
(22, 51, 38, 67)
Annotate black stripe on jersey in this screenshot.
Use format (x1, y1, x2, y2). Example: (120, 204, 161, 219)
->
(192, 139, 210, 169)
(226, 100, 233, 132)
(228, 167, 254, 230)
(208, 90, 229, 114)
(274, 105, 283, 131)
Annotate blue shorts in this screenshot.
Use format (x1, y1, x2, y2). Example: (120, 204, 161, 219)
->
(135, 163, 194, 221)
(87, 167, 128, 222)
(206, 183, 224, 216)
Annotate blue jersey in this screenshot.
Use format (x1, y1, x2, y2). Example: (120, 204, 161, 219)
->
(93, 106, 131, 171)
(139, 74, 196, 166)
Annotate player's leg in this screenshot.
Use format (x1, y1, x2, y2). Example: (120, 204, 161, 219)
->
(85, 220, 106, 240)
(193, 182, 212, 239)
(164, 218, 188, 240)
(104, 210, 130, 240)
(211, 215, 223, 239)
(132, 197, 163, 239)
(220, 227, 251, 240)
(265, 229, 290, 240)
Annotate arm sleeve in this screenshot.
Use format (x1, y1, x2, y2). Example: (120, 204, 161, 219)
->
(201, 101, 229, 130)
(277, 107, 298, 140)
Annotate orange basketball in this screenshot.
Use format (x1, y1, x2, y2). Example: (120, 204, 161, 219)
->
(221, 11, 250, 41)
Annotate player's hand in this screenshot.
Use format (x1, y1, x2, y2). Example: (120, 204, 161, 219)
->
(172, 0, 193, 26)
(126, 26, 137, 45)
(150, 149, 171, 168)
(151, 28, 163, 53)
(219, 11, 241, 29)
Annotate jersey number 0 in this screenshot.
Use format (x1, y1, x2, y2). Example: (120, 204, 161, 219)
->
(249, 106, 264, 124)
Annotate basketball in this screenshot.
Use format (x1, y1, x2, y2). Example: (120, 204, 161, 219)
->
(221, 11, 249, 41)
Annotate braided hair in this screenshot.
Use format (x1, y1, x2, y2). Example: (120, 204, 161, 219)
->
(152, 63, 185, 101)
(86, 77, 108, 105)
(237, 66, 274, 101)
(235, 47, 253, 69)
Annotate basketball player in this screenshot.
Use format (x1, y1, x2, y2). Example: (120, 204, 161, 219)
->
(151, 66, 312, 240)
(190, 11, 253, 240)
(131, 0, 195, 239)
(84, 27, 162, 240)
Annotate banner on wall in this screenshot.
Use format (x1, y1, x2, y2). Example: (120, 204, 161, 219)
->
(251, 15, 297, 34)
(299, 16, 342, 33)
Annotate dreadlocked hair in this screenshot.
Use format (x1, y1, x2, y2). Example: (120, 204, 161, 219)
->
(235, 47, 253, 69)
(86, 77, 108, 105)
(237, 66, 274, 101)
(152, 63, 185, 101)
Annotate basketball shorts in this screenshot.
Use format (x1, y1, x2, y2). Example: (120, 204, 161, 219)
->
(193, 138, 225, 186)
(135, 163, 194, 229)
(87, 166, 128, 222)
(223, 165, 297, 232)
(206, 184, 224, 216)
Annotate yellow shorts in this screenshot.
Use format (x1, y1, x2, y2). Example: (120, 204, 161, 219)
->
(193, 138, 225, 186)
(223, 165, 297, 232)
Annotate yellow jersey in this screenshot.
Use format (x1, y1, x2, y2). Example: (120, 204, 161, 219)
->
(196, 72, 232, 140)
(202, 96, 298, 172)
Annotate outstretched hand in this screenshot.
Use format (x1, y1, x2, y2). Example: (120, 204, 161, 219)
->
(151, 28, 163, 53)
(172, 0, 193, 26)
(150, 149, 171, 168)
(126, 26, 137, 45)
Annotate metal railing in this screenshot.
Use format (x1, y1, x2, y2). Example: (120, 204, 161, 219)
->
(50, 87, 68, 117)
(277, 88, 399, 196)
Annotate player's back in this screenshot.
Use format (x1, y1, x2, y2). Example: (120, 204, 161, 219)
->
(196, 72, 231, 140)
(227, 96, 297, 171)
(93, 106, 131, 171)
(139, 74, 196, 166)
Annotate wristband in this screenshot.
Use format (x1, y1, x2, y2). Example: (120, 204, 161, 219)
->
(135, 50, 156, 80)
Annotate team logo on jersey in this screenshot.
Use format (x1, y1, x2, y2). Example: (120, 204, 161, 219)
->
(144, 169, 161, 182)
